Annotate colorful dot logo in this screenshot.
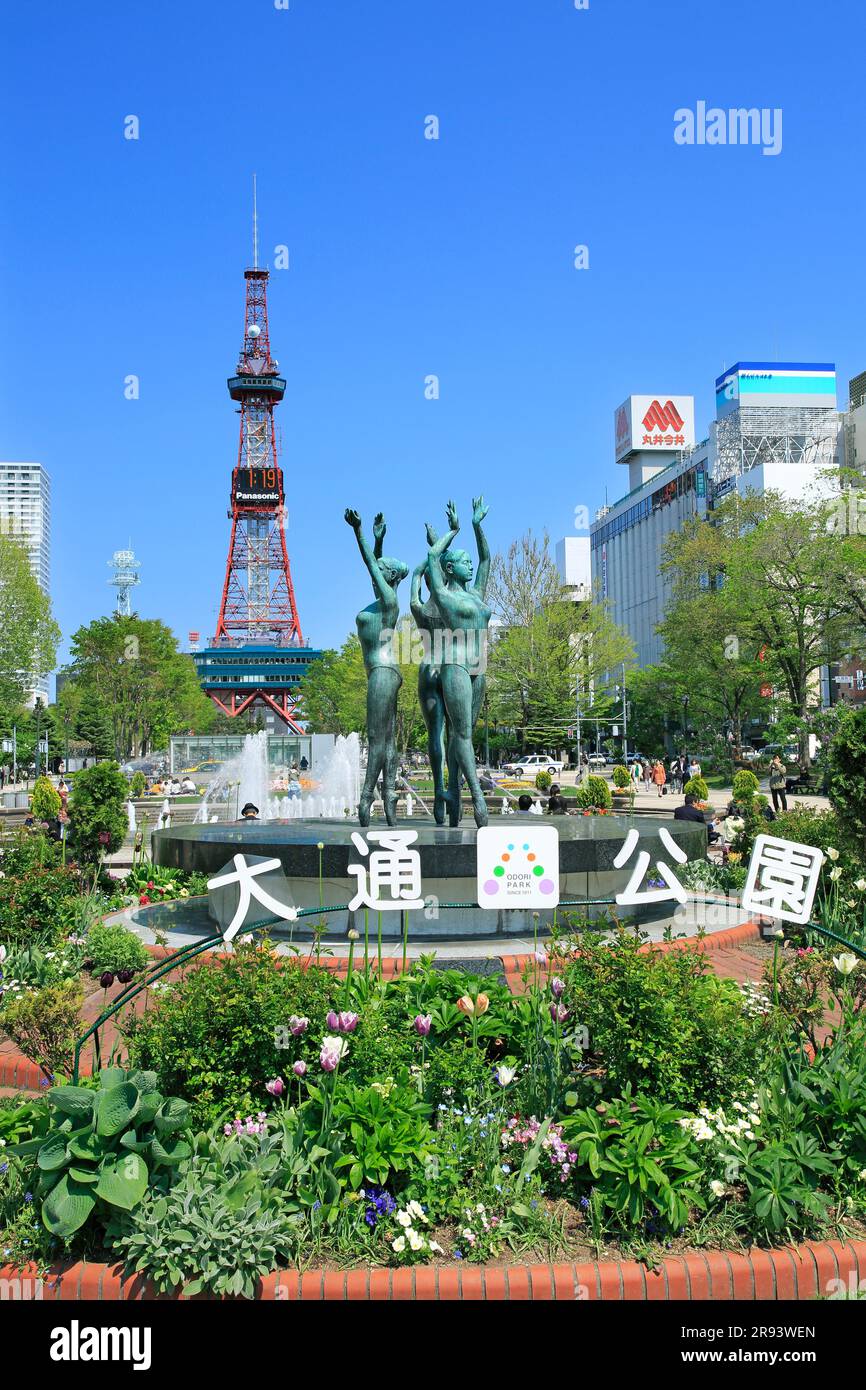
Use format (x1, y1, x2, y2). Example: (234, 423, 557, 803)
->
(483, 839, 556, 896)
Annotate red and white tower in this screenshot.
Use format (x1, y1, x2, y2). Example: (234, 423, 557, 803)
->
(196, 193, 318, 733)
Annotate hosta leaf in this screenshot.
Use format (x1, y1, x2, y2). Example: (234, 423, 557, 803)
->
(99, 1068, 127, 1090)
(42, 1173, 97, 1237)
(95, 1083, 140, 1137)
(150, 1133, 192, 1166)
(68, 1166, 99, 1185)
(48, 1087, 96, 1119)
(37, 1134, 70, 1172)
(154, 1097, 190, 1134)
(94, 1154, 149, 1210)
(68, 1133, 105, 1162)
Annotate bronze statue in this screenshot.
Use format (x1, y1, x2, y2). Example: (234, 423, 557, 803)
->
(344, 509, 408, 826)
(411, 524, 447, 824)
(424, 498, 491, 828)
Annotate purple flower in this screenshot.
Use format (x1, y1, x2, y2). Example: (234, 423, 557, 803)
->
(326, 1010, 340, 1031)
(550, 976, 566, 999)
(99, 971, 115, 988)
(288, 1015, 309, 1035)
(413, 1014, 432, 1036)
(265, 1076, 285, 1097)
(292, 1060, 307, 1078)
(338, 1011, 359, 1034)
(550, 1002, 569, 1024)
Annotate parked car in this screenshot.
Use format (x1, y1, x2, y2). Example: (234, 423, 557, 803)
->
(500, 754, 565, 778)
(586, 753, 608, 768)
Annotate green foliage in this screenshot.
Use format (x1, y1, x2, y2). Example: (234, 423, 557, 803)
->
(125, 943, 337, 1124)
(30, 776, 61, 823)
(827, 705, 866, 850)
(324, 1077, 432, 1191)
(68, 760, 129, 862)
(0, 979, 83, 1079)
(562, 930, 758, 1109)
(0, 536, 60, 717)
(9, 1067, 192, 1240)
(85, 921, 149, 975)
(683, 775, 709, 802)
(732, 768, 760, 800)
(575, 775, 612, 810)
(562, 1090, 706, 1232)
(129, 771, 147, 798)
(0, 861, 87, 949)
(0, 935, 84, 1006)
(296, 635, 368, 736)
(534, 770, 552, 792)
(612, 765, 631, 789)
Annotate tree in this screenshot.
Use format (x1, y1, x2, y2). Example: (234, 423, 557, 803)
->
(659, 519, 769, 753)
(31, 775, 61, 823)
(296, 636, 368, 736)
(827, 705, 866, 853)
(487, 530, 633, 751)
(74, 704, 114, 759)
(0, 536, 60, 721)
(68, 760, 129, 863)
(61, 615, 217, 759)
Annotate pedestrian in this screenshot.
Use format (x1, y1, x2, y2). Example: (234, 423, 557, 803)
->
(668, 756, 681, 794)
(642, 759, 652, 791)
(631, 759, 641, 789)
(674, 792, 719, 846)
(768, 754, 788, 814)
(688, 756, 701, 780)
(652, 759, 666, 797)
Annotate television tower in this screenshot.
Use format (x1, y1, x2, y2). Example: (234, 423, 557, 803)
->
(195, 183, 319, 731)
(108, 546, 141, 616)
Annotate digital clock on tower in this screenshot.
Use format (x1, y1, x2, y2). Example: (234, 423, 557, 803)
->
(233, 467, 283, 507)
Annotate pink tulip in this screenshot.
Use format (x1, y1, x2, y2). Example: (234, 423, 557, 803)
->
(289, 1015, 309, 1035)
(550, 1002, 569, 1024)
(292, 1060, 307, 1077)
(413, 1014, 432, 1036)
(550, 977, 566, 999)
(265, 1077, 284, 1097)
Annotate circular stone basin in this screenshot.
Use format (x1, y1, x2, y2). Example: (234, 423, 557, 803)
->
(151, 814, 708, 941)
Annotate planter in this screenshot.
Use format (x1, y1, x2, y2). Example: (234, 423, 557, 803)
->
(4, 1236, 863, 1300)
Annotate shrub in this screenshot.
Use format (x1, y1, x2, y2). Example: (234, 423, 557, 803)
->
(732, 769, 760, 800)
(827, 706, 866, 851)
(575, 775, 612, 810)
(129, 771, 147, 798)
(124, 942, 337, 1124)
(30, 776, 61, 823)
(0, 979, 83, 1080)
(534, 770, 552, 793)
(562, 930, 759, 1109)
(612, 765, 631, 790)
(85, 921, 149, 975)
(0, 829, 63, 877)
(0, 863, 88, 949)
(683, 775, 709, 802)
(68, 760, 129, 863)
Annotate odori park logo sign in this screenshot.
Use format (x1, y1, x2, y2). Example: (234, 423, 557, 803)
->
(378, 625, 488, 674)
(476, 827, 561, 908)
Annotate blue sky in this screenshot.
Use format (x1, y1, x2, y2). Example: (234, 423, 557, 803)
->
(1, 0, 864, 677)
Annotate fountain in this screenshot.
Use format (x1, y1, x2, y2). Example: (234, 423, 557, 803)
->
(194, 731, 361, 823)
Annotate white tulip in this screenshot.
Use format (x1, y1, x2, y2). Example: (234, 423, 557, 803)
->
(827, 847, 840, 862)
(833, 953, 858, 977)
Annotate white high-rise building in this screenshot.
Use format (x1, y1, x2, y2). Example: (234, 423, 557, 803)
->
(0, 461, 51, 703)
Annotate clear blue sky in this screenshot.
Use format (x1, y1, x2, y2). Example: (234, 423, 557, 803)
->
(1, 0, 863, 677)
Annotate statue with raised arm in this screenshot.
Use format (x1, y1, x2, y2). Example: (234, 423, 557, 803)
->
(424, 497, 492, 828)
(411, 522, 449, 824)
(344, 509, 408, 826)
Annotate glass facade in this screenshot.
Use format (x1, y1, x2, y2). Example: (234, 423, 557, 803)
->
(169, 734, 312, 774)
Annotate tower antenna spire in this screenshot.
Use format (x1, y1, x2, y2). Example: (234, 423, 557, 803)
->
(252, 173, 258, 270)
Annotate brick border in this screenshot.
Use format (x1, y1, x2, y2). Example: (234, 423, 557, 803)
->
(3, 1237, 862, 1301)
(0, 919, 763, 1090)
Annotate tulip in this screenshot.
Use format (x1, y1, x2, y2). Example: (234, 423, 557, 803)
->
(100, 971, 115, 988)
(292, 1060, 307, 1077)
(320, 1034, 349, 1070)
(339, 1011, 359, 1033)
(856, 879, 866, 892)
(265, 1076, 285, 1097)
(139, 893, 151, 906)
(116, 968, 133, 984)
(829, 867, 843, 882)
(550, 1002, 569, 1024)
(456, 993, 489, 1017)
(827, 846, 840, 862)
(326, 1010, 340, 1030)
(550, 976, 566, 999)
(833, 953, 858, 977)
(495, 1065, 516, 1086)
(288, 1015, 309, 1035)
(0, 946, 6, 965)
(413, 1014, 432, 1036)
